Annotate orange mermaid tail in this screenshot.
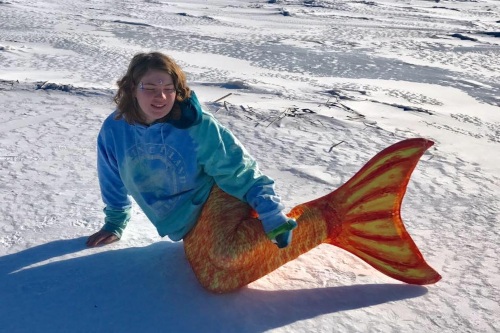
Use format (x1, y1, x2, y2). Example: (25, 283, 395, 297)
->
(183, 138, 441, 293)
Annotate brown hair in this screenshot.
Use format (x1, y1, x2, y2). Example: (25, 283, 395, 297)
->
(113, 52, 191, 124)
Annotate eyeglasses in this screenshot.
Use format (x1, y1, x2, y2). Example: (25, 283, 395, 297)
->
(138, 82, 176, 96)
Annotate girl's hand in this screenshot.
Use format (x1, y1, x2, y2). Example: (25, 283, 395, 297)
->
(86, 230, 119, 247)
(267, 218, 298, 249)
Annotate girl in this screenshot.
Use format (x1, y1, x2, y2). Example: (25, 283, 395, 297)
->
(87, 52, 440, 293)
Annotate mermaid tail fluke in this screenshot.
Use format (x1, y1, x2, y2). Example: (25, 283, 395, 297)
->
(289, 138, 442, 285)
(185, 139, 440, 293)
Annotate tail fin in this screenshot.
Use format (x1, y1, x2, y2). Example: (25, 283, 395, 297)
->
(303, 139, 441, 285)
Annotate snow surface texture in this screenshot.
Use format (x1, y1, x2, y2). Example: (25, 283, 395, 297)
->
(1, 0, 499, 332)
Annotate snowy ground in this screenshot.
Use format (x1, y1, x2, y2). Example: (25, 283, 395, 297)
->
(0, 0, 499, 332)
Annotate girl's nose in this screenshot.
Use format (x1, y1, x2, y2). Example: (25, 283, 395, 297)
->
(155, 89, 166, 98)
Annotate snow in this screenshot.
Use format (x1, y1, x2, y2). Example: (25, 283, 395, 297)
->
(0, 0, 499, 332)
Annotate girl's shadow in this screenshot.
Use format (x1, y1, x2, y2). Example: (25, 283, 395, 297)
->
(0, 238, 427, 333)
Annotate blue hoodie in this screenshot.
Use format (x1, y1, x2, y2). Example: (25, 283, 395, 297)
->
(97, 92, 287, 241)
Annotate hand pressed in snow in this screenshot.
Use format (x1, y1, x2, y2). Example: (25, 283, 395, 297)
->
(86, 230, 119, 247)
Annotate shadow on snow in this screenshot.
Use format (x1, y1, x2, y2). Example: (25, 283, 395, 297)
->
(0, 238, 427, 333)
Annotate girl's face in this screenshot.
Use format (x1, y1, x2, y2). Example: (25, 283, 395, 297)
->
(134, 70, 176, 125)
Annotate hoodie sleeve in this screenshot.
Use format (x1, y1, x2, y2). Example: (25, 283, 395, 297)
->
(97, 127, 132, 238)
(192, 113, 288, 232)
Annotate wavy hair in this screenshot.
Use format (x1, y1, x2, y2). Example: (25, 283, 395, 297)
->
(114, 52, 191, 124)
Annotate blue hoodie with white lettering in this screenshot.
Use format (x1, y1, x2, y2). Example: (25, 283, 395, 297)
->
(97, 92, 288, 241)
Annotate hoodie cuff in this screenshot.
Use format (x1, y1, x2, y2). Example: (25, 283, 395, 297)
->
(101, 206, 132, 239)
(260, 211, 288, 235)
